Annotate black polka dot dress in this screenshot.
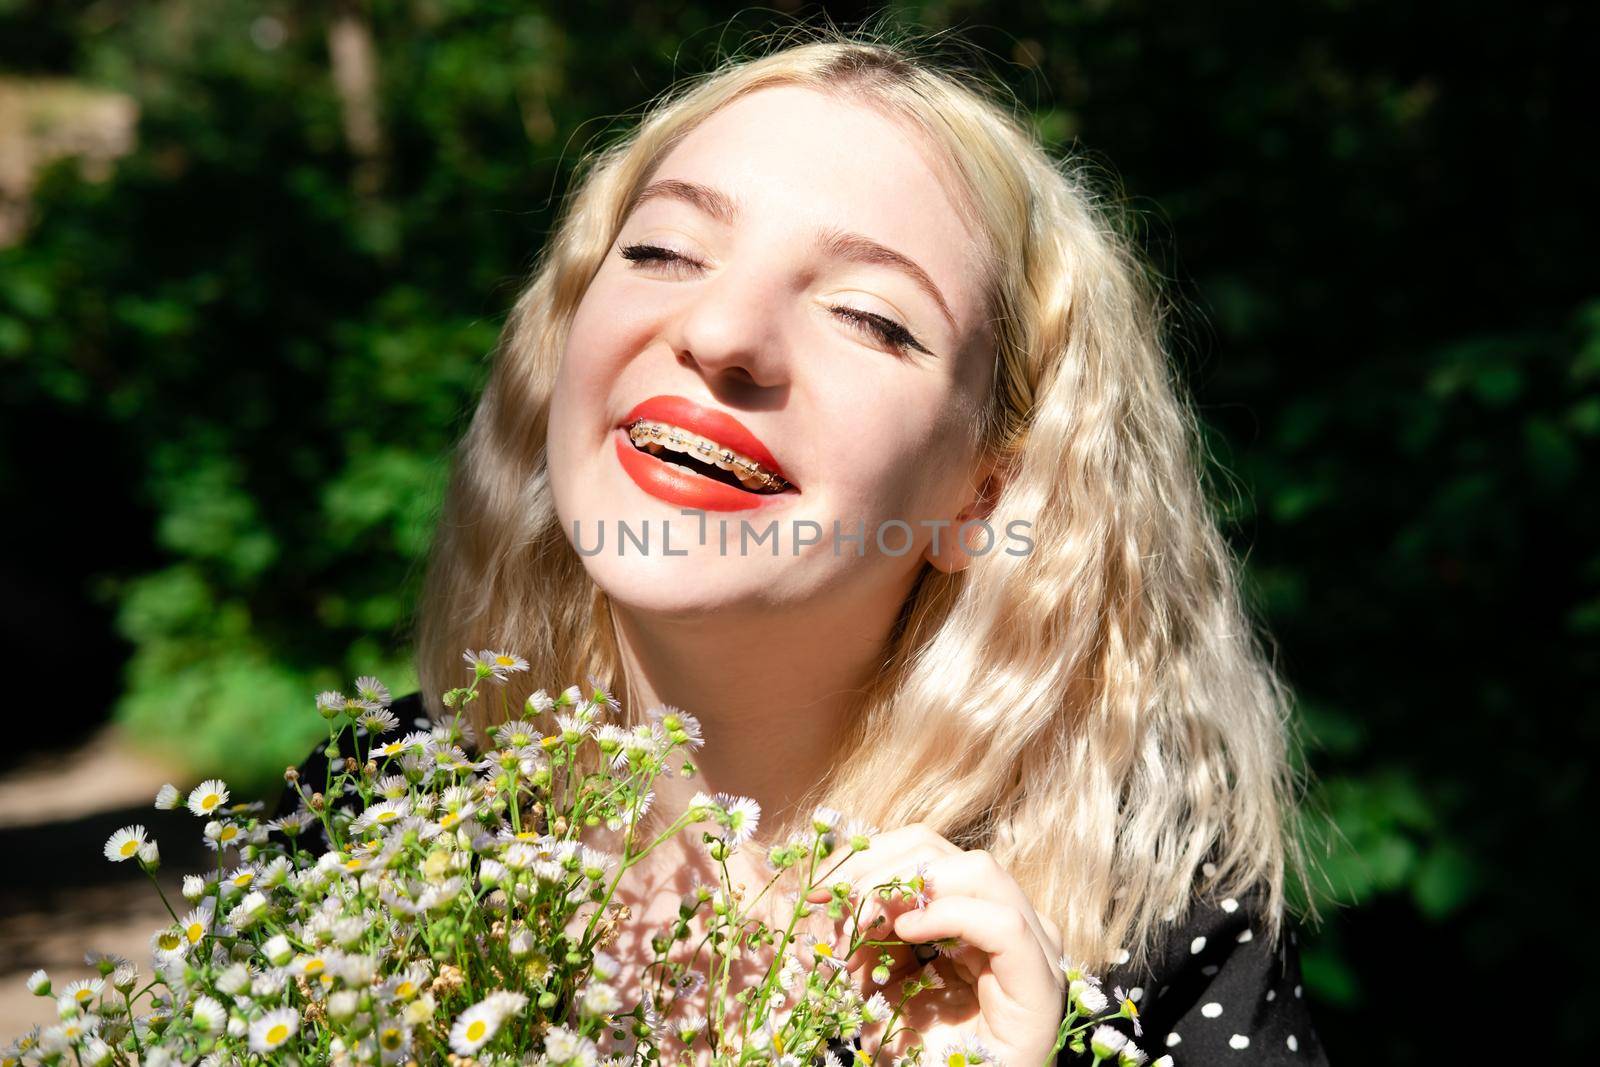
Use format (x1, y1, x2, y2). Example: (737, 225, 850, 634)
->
(1083, 887, 1329, 1065)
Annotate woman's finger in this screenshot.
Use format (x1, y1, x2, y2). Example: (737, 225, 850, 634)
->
(911, 850, 1063, 980)
(891, 894, 1064, 1018)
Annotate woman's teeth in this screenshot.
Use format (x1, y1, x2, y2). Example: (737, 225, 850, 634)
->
(624, 419, 792, 492)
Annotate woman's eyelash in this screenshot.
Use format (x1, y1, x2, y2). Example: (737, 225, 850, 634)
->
(618, 242, 928, 356)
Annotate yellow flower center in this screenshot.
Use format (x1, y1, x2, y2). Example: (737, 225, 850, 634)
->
(377, 810, 399, 822)
(439, 813, 460, 829)
(304, 958, 325, 975)
(494, 655, 516, 666)
(947, 1056, 968, 1067)
(119, 840, 140, 857)
(185, 923, 204, 944)
(157, 933, 182, 951)
(465, 1019, 487, 1042)
(74, 989, 94, 1004)
(380, 1028, 402, 1050)
(266, 1024, 289, 1044)
(395, 981, 415, 999)
(201, 795, 219, 811)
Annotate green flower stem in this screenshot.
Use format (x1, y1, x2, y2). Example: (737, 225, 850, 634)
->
(142, 865, 181, 926)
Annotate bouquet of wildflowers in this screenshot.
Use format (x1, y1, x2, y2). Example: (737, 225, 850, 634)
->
(3, 650, 1158, 1067)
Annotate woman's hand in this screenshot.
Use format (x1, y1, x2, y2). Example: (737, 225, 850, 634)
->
(800, 823, 1067, 1067)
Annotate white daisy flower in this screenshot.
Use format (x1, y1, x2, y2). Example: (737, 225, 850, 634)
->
(269, 810, 315, 836)
(714, 792, 761, 849)
(191, 995, 226, 1036)
(216, 962, 253, 996)
(674, 1008, 707, 1045)
(1119, 1041, 1148, 1067)
(137, 840, 160, 867)
(1090, 1025, 1127, 1059)
(154, 783, 181, 810)
(375, 1017, 412, 1061)
(649, 704, 705, 750)
(150, 927, 187, 963)
(374, 730, 433, 759)
(205, 820, 244, 852)
(370, 773, 408, 798)
(178, 908, 212, 946)
(361, 707, 401, 735)
(262, 934, 293, 967)
(583, 672, 620, 711)
(351, 799, 408, 834)
(182, 874, 208, 901)
(581, 980, 622, 1016)
(354, 675, 393, 706)
(103, 825, 147, 863)
(463, 649, 525, 682)
(62, 978, 103, 1009)
(26, 969, 50, 995)
(448, 997, 504, 1056)
(187, 779, 230, 817)
(248, 1007, 298, 1053)
(229, 891, 269, 929)
(941, 1034, 998, 1067)
(328, 990, 359, 1021)
(1074, 978, 1109, 1015)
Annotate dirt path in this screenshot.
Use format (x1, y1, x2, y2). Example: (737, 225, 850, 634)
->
(0, 726, 193, 1040)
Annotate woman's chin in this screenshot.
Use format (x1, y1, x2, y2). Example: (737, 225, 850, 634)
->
(592, 569, 786, 620)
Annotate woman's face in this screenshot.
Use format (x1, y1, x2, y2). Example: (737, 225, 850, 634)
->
(547, 85, 997, 618)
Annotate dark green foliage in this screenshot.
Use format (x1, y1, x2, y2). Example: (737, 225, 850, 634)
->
(2, 1, 1592, 1058)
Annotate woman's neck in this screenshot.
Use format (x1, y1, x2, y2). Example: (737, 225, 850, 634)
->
(603, 585, 899, 866)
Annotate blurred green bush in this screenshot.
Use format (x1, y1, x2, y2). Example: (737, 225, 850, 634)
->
(2, 1, 1594, 1056)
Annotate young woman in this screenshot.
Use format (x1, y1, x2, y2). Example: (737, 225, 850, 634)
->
(283, 30, 1327, 1066)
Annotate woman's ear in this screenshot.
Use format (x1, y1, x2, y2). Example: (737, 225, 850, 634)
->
(924, 452, 1008, 574)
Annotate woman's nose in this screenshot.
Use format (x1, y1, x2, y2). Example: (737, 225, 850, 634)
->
(664, 270, 791, 389)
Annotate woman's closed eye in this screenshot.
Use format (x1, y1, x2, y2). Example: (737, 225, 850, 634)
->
(617, 242, 932, 357)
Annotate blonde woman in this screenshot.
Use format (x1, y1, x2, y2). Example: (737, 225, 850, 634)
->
(281, 28, 1327, 1066)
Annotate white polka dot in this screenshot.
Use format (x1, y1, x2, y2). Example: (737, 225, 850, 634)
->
(1202, 862, 1217, 877)
(1200, 1002, 1223, 1018)
(1129, 987, 1144, 1003)
(1287, 1035, 1299, 1052)
(1201, 964, 1219, 976)
(1220, 896, 1238, 913)
(1112, 947, 1131, 965)
(1266, 990, 1276, 1002)
(1236, 928, 1254, 943)
(1229, 1035, 1250, 1050)
(1294, 983, 1302, 998)
(1190, 936, 1207, 954)
(1166, 1033, 1182, 1047)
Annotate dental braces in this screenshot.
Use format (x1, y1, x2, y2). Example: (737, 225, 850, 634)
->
(625, 419, 793, 492)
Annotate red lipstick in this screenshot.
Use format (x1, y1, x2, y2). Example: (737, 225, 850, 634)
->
(612, 395, 799, 513)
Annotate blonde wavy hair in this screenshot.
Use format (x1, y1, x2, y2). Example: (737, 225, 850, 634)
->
(414, 24, 1311, 974)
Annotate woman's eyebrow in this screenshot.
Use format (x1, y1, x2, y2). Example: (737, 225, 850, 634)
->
(630, 178, 958, 335)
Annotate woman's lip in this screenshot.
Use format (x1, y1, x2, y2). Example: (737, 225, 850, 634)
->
(611, 428, 798, 513)
(618, 395, 796, 488)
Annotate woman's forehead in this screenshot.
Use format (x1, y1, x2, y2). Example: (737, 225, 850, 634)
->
(638, 85, 988, 333)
